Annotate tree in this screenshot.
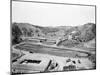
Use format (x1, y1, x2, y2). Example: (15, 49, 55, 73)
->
(12, 23, 22, 44)
(22, 27, 27, 36)
(29, 28, 34, 37)
(92, 24, 96, 36)
(79, 29, 95, 42)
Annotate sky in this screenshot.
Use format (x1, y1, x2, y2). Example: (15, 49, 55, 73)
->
(12, 1, 95, 27)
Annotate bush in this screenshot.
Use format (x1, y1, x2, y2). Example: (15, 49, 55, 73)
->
(88, 54, 96, 64)
(63, 65, 76, 71)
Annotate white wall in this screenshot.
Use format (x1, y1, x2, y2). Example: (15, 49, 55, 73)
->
(0, 0, 100, 75)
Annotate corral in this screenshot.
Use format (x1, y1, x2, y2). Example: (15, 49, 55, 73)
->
(12, 54, 51, 73)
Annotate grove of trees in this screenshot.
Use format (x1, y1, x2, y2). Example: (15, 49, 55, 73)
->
(12, 23, 22, 45)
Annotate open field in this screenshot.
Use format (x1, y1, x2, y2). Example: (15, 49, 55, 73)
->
(14, 42, 92, 58)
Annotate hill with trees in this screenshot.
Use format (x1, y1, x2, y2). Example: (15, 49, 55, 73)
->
(11, 22, 96, 48)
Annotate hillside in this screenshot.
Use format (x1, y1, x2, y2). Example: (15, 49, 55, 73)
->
(11, 22, 96, 48)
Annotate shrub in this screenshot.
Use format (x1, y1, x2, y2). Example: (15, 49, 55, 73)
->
(63, 65, 76, 71)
